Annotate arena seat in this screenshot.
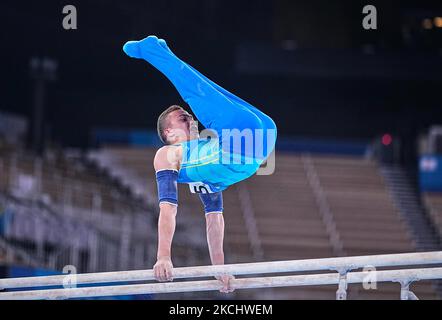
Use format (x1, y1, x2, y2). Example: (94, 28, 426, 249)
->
(87, 147, 440, 299)
(423, 193, 442, 238)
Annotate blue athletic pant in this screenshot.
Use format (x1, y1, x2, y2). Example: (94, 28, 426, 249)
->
(123, 36, 276, 162)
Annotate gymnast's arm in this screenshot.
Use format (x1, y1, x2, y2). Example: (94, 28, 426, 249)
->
(206, 213, 225, 266)
(152, 145, 181, 282)
(201, 193, 235, 293)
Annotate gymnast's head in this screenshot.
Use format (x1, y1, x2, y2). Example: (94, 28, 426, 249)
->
(157, 105, 199, 145)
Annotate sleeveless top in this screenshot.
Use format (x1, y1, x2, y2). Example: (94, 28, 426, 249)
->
(176, 137, 261, 193)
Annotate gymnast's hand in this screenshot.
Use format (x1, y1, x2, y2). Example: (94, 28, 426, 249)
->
(154, 257, 174, 282)
(216, 274, 235, 293)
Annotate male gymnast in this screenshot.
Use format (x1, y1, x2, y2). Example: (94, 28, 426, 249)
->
(123, 36, 277, 293)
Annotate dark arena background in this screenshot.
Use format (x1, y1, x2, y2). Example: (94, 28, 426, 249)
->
(0, 0, 442, 300)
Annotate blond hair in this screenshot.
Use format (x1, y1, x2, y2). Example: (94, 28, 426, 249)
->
(157, 105, 184, 144)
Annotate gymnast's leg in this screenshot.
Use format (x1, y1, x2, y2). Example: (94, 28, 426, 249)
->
(156, 38, 276, 135)
(155, 38, 277, 160)
(123, 37, 264, 131)
(123, 36, 276, 159)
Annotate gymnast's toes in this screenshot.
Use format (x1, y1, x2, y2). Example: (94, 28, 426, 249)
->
(158, 38, 173, 54)
(122, 41, 142, 58)
(123, 35, 173, 59)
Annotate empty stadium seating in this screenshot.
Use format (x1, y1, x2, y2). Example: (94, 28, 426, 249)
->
(0, 150, 139, 216)
(0, 148, 160, 274)
(89, 146, 440, 299)
(422, 193, 442, 239)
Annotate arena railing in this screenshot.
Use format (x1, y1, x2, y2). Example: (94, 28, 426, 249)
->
(0, 251, 441, 300)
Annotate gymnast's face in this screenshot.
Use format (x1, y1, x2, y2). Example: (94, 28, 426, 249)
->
(165, 109, 199, 143)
